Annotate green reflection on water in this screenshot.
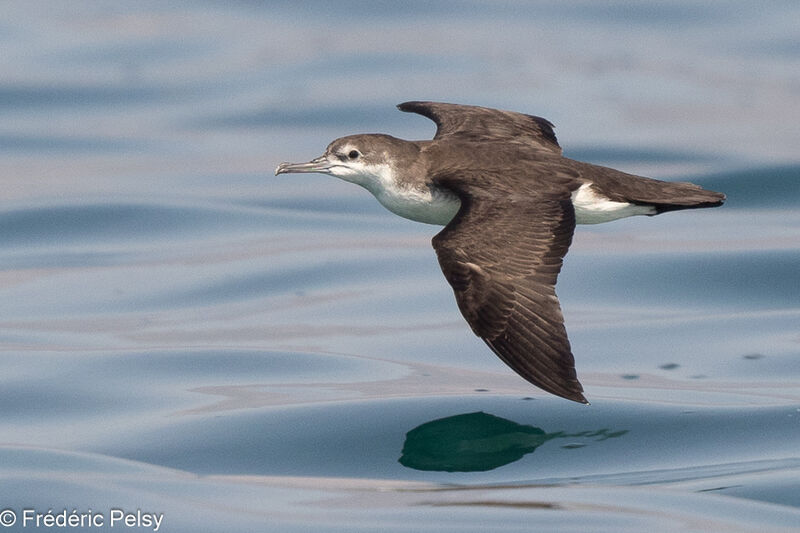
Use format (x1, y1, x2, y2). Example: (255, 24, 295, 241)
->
(399, 411, 628, 472)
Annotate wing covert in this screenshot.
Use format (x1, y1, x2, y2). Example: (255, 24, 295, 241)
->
(431, 179, 585, 403)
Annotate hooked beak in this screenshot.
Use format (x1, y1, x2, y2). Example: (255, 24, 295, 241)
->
(274, 156, 332, 176)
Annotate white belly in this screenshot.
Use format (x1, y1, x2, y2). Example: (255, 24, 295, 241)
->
(571, 182, 655, 224)
(375, 185, 461, 225)
(368, 179, 653, 227)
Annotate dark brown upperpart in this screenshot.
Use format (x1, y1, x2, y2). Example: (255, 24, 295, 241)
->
(394, 101, 725, 403)
(402, 101, 724, 211)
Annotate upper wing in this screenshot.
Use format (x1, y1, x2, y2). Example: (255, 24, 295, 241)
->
(431, 174, 586, 403)
(398, 101, 561, 155)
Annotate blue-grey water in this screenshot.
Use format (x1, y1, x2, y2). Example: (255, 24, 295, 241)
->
(2, 2, 799, 532)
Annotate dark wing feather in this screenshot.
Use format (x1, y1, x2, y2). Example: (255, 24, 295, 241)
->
(431, 174, 586, 403)
(398, 101, 561, 155)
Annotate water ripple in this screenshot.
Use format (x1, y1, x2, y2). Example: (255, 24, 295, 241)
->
(0, 202, 257, 248)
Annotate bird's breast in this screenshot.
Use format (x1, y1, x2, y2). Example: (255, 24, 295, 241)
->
(374, 183, 461, 225)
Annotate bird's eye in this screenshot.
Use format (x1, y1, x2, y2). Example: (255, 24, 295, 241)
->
(348, 150, 360, 160)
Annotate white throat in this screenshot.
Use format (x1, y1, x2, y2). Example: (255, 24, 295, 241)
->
(335, 162, 461, 226)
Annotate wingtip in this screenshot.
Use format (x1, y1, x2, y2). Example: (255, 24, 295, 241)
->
(565, 391, 590, 405)
(553, 380, 589, 404)
(533, 383, 590, 404)
(535, 389, 589, 404)
(397, 101, 424, 112)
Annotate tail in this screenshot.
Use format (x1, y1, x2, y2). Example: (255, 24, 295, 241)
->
(586, 163, 726, 214)
(639, 182, 726, 214)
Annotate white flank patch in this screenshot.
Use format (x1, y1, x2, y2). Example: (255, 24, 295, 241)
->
(571, 182, 656, 224)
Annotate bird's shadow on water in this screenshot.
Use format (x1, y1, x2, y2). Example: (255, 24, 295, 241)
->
(398, 411, 628, 472)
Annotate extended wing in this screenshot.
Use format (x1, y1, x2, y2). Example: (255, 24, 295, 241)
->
(398, 101, 562, 154)
(431, 172, 586, 403)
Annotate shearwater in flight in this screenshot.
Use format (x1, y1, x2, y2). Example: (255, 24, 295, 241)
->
(275, 101, 725, 403)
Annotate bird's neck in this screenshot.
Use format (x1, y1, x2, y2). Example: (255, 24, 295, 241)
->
(368, 166, 460, 226)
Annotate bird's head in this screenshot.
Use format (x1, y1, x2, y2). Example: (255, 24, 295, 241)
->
(275, 134, 419, 191)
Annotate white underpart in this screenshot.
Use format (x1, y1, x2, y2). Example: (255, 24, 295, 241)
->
(332, 160, 461, 225)
(376, 182, 461, 225)
(331, 157, 653, 227)
(571, 182, 656, 224)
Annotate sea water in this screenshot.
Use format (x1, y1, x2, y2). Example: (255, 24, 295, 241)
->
(1, 2, 799, 531)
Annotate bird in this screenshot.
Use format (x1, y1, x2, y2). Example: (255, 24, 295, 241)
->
(275, 101, 725, 404)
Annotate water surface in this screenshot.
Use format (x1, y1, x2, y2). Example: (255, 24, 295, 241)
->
(1, 2, 799, 531)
